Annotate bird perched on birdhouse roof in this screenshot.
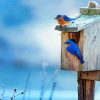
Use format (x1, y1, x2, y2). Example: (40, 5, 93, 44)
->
(55, 15, 76, 27)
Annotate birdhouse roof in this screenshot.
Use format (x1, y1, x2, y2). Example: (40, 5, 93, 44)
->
(55, 15, 100, 32)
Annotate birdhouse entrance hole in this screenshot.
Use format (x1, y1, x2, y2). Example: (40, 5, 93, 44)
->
(61, 30, 84, 71)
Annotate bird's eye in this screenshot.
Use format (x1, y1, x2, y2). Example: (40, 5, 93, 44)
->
(66, 43, 70, 46)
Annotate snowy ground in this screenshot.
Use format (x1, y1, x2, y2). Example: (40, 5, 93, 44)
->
(0, 66, 99, 100)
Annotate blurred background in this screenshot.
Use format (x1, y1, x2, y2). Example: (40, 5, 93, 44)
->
(0, 0, 99, 100)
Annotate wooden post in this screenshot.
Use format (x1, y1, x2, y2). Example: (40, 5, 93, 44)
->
(78, 79, 95, 100)
(78, 71, 100, 100)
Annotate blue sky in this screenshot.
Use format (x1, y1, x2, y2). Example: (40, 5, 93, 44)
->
(0, 0, 100, 100)
(0, 0, 96, 65)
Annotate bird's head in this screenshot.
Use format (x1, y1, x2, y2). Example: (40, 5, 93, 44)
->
(64, 40, 71, 47)
(55, 15, 63, 20)
(64, 39, 76, 47)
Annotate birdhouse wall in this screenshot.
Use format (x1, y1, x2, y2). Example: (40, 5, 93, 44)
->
(61, 31, 84, 71)
(61, 21, 100, 71)
(83, 21, 100, 71)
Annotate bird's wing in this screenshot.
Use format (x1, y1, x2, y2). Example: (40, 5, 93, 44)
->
(66, 44, 84, 64)
(75, 47, 83, 60)
(66, 46, 76, 56)
(67, 45, 82, 58)
(63, 16, 75, 21)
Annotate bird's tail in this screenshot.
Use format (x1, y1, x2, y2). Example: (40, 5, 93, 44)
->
(80, 59, 85, 64)
(70, 15, 82, 22)
(75, 14, 82, 20)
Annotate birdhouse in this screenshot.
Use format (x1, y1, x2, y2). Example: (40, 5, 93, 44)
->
(55, 8, 100, 71)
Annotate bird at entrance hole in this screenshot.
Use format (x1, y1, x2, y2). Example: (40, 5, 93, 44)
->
(55, 15, 76, 27)
(64, 39, 84, 64)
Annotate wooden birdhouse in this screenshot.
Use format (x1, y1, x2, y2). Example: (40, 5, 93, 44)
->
(55, 8, 100, 71)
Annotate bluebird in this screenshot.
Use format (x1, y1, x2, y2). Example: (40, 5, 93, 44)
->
(64, 39, 84, 64)
(55, 15, 76, 26)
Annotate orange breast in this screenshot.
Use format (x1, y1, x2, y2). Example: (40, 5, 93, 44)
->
(57, 19, 70, 26)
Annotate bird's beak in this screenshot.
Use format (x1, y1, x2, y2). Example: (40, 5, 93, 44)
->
(64, 42, 67, 44)
(64, 41, 69, 44)
(54, 17, 58, 19)
(65, 43, 70, 47)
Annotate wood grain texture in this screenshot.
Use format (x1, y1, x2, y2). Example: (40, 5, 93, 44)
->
(61, 22, 100, 71)
(78, 79, 95, 100)
(61, 31, 84, 71)
(80, 7, 100, 15)
(78, 71, 100, 81)
(57, 13, 100, 71)
(83, 21, 100, 71)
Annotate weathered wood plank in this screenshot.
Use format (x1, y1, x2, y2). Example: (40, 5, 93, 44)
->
(55, 25, 78, 32)
(78, 79, 95, 100)
(80, 7, 100, 15)
(60, 20, 100, 71)
(61, 31, 83, 71)
(83, 21, 100, 71)
(78, 71, 100, 81)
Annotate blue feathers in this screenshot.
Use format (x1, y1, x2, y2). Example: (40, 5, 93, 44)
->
(63, 15, 75, 21)
(64, 39, 84, 64)
(55, 15, 75, 22)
